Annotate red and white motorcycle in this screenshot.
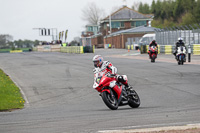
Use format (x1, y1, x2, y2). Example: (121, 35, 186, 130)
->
(93, 68, 140, 110)
(148, 46, 158, 63)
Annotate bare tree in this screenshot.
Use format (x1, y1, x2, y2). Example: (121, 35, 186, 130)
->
(132, 1, 140, 11)
(110, 6, 121, 14)
(0, 34, 13, 48)
(82, 2, 105, 25)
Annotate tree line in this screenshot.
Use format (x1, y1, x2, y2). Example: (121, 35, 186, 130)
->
(0, 34, 40, 49)
(137, 0, 200, 28)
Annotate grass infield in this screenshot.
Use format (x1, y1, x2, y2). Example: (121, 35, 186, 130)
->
(0, 69, 24, 111)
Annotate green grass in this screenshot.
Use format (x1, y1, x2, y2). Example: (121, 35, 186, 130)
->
(0, 49, 10, 52)
(0, 48, 31, 52)
(0, 69, 25, 111)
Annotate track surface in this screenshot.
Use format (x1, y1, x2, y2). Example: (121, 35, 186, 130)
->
(0, 49, 200, 133)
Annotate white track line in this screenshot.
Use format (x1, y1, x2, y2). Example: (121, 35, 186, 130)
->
(98, 122, 200, 133)
(9, 75, 30, 107)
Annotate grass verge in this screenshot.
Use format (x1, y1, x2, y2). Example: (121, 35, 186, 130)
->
(0, 69, 25, 111)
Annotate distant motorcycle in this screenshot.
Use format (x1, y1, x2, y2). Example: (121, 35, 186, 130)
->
(149, 46, 158, 63)
(93, 68, 140, 110)
(176, 46, 186, 65)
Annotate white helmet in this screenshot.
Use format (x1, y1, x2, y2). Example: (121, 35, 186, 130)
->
(178, 37, 183, 42)
(93, 55, 103, 67)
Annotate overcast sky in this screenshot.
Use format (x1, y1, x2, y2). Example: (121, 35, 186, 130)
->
(0, 0, 152, 42)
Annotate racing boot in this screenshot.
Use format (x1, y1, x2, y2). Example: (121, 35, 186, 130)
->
(125, 85, 133, 91)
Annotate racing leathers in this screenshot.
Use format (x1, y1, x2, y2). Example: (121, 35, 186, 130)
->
(148, 41, 158, 58)
(93, 61, 130, 89)
(173, 41, 187, 60)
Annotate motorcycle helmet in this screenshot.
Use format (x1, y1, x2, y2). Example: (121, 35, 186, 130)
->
(152, 40, 156, 43)
(178, 37, 183, 43)
(93, 55, 103, 68)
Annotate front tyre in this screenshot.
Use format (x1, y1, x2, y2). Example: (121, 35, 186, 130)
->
(128, 90, 140, 108)
(151, 55, 156, 63)
(102, 91, 118, 110)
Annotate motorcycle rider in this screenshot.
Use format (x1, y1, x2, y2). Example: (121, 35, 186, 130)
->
(93, 55, 131, 90)
(173, 37, 186, 60)
(148, 40, 158, 58)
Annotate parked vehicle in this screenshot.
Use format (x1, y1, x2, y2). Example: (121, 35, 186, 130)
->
(139, 33, 155, 46)
(139, 33, 156, 53)
(149, 45, 158, 63)
(93, 69, 140, 110)
(176, 46, 187, 65)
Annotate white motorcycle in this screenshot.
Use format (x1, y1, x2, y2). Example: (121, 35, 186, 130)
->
(176, 46, 187, 65)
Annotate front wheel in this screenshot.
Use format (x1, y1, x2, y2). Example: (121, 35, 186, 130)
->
(151, 58, 155, 63)
(151, 54, 156, 63)
(102, 91, 118, 110)
(128, 90, 140, 108)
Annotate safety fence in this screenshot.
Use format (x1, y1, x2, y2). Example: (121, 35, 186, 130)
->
(155, 24, 200, 46)
(139, 44, 200, 55)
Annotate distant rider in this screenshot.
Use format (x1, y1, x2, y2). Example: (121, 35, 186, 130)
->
(93, 55, 131, 90)
(148, 40, 158, 58)
(173, 37, 186, 60)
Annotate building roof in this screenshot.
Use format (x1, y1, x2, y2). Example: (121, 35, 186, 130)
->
(105, 26, 159, 38)
(102, 6, 151, 21)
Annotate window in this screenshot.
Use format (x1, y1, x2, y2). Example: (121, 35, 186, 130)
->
(111, 22, 120, 28)
(111, 22, 125, 28)
(136, 21, 146, 27)
(87, 26, 93, 32)
(121, 22, 124, 27)
(131, 22, 135, 27)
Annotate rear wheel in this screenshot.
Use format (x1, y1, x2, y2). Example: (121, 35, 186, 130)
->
(102, 91, 118, 110)
(128, 90, 140, 108)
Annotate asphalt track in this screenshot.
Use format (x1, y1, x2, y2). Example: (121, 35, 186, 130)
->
(0, 49, 200, 133)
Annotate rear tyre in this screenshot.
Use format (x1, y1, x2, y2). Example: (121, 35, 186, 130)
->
(128, 90, 140, 108)
(102, 91, 118, 110)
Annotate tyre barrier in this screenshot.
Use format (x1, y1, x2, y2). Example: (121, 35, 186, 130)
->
(165, 45, 172, 54)
(127, 45, 134, 50)
(193, 44, 200, 55)
(61, 46, 84, 54)
(83, 46, 94, 53)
